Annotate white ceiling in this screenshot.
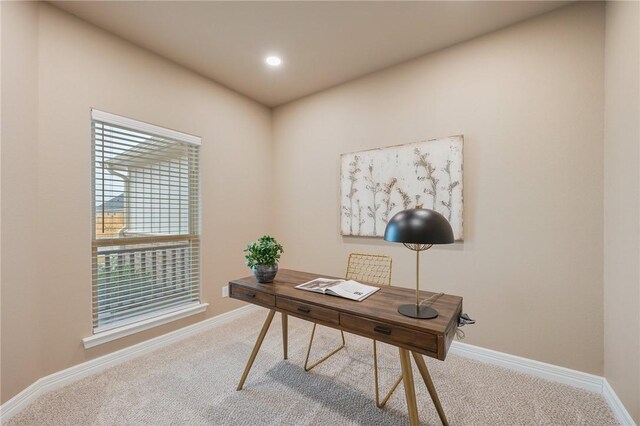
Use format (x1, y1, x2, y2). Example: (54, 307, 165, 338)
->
(52, 1, 570, 107)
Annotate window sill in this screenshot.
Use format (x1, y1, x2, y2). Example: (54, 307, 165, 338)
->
(82, 303, 209, 349)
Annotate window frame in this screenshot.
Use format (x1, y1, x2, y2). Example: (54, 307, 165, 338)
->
(85, 109, 206, 347)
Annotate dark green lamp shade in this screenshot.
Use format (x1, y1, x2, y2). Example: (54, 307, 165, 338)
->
(384, 208, 454, 245)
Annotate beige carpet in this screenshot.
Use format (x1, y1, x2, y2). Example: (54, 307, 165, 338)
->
(7, 310, 617, 426)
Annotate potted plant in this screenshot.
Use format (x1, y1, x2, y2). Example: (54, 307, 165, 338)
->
(244, 235, 284, 283)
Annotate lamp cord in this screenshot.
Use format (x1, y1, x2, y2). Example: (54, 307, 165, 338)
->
(417, 292, 475, 341)
(418, 292, 444, 306)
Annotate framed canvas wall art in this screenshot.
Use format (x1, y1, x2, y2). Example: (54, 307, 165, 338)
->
(340, 135, 463, 240)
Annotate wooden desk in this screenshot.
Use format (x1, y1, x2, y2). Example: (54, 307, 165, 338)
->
(230, 269, 463, 426)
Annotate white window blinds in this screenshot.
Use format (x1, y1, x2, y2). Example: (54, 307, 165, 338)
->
(92, 110, 201, 333)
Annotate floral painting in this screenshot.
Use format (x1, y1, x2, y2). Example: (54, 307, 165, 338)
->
(340, 135, 463, 240)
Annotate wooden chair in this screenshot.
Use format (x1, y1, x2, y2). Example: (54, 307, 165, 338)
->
(304, 253, 402, 408)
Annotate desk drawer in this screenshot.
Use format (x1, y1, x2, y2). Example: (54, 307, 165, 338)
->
(340, 313, 438, 355)
(230, 285, 275, 307)
(276, 297, 339, 326)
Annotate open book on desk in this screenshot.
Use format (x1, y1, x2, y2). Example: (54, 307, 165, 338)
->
(295, 278, 380, 301)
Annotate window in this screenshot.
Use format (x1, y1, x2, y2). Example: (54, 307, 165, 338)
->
(91, 110, 201, 335)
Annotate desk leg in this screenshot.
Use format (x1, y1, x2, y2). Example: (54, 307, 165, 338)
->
(412, 352, 449, 426)
(399, 348, 420, 426)
(282, 313, 288, 360)
(237, 309, 276, 391)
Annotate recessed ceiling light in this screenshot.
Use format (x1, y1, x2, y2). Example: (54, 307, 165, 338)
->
(265, 56, 282, 67)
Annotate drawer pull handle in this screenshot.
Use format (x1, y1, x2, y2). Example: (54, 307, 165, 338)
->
(297, 306, 311, 313)
(245, 293, 256, 299)
(374, 325, 392, 335)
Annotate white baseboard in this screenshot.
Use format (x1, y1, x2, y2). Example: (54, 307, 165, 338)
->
(0, 304, 258, 423)
(449, 341, 636, 425)
(603, 378, 637, 426)
(1, 305, 635, 426)
(449, 341, 604, 393)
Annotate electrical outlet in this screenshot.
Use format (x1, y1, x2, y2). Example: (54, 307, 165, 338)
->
(222, 286, 229, 298)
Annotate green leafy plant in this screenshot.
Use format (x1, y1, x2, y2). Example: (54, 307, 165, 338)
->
(244, 235, 284, 268)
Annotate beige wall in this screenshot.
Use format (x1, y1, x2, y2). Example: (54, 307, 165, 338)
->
(1, 0, 43, 404)
(273, 2, 606, 375)
(3, 0, 639, 418)
(603, 1, 640, 422)
(1, 2, 273, 402)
